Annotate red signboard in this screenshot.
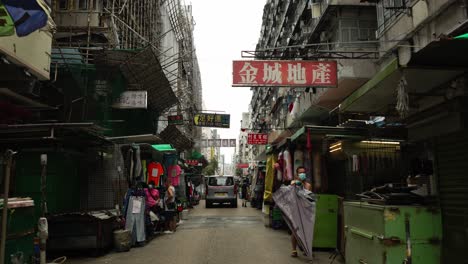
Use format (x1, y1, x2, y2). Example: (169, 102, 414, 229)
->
(232, 60, 337, 87)
(168, 115, 184, 125)
(247, 133, 268, 145)
(186, 160, 199, 166)
(236, 163, 249, 169)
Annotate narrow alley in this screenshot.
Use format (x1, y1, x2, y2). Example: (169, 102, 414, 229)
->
(66, 200, 342, 264)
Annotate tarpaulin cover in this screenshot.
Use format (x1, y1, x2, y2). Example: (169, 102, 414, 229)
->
(3, 0, 47, 37)
(273, 185, 316, 258)
(0, 3, 15, 36)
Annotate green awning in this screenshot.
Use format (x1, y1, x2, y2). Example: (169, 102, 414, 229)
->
(191, 150, 203, 159)
(151, 144, 176, 152)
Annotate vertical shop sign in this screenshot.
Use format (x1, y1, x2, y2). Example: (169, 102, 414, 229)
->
(247, 133, 268, 145)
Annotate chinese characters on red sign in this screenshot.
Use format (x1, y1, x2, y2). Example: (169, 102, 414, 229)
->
(232, 60, 337, 87)
(236, 163, 249, 169)
(247, 133, 268, 145)
(168, 115, 184, 125)
(186, 160, 200, 166)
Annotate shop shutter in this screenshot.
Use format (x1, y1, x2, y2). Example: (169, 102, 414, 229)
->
(435, 130, 468, 263)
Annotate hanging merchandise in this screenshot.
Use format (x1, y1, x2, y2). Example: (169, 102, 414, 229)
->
(283, 149, 293, 181)
(3, 0, 48, 37)
(141, 160, 147, 183)
(128, 149, 135, 184)
(0, 3, 14, 36)
(276, 151, 284, 181)
(352, 155, 359, 173)
(304, 149, 312, 182)
(133, 145, 142, 180)
(264, 154, 277, 202)
(125, 196, 146, 244)
(396, 75, 409, 118)
(306, 129, 312, 150)
(147, 162, 164, 186)
(168, 164, 182, 186)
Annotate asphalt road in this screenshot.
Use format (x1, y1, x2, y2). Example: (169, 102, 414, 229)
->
(66, 200, 343, 264)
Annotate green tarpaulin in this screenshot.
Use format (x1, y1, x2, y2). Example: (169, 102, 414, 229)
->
(151, 144, 176, 152)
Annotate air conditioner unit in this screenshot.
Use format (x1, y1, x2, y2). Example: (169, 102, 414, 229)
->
(311, 3, 321, 19)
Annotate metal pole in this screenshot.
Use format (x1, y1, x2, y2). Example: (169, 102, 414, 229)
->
(1, 150, 16, 264)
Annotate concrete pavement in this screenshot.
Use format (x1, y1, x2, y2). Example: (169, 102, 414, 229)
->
(66, 200, 344, 264)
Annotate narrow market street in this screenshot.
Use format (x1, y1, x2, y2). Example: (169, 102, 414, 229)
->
(67, 200, 343, 264)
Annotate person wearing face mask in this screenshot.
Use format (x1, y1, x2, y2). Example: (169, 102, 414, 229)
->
(289, 166, 312, 257)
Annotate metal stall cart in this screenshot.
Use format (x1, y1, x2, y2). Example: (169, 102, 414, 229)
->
(344, 201, 442, 264)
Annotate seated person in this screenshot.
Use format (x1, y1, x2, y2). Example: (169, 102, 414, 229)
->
(144, 181, 160, 212)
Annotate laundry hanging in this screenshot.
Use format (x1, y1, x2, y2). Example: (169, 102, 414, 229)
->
(3, 0, 48, 37)
(0, 3, 15, 36)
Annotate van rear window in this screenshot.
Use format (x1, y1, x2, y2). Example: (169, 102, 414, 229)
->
(208, 177, 234, 186)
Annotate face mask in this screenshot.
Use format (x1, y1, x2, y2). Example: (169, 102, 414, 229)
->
(295, 180, 302, 186)
(298, 173, 307, 181)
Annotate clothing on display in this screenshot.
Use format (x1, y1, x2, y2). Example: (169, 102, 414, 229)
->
(264, 154, 276, 202)
(142, 160, 147, 183)
(352, 155, 359, 172)
(147, 162, 164, 186)
(125, 196, 146, 244)
(276, 152, 284, 181)
(168, 165, 182, 186)
(134, 145, 142, 180)
(283, 149, 293, 181)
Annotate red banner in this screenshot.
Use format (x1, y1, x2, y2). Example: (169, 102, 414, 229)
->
(247, 133, 268, 145)
(232, 60, 337, 87)
(236, 163, 249, 169)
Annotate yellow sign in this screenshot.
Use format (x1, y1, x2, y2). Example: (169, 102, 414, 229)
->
(193, 113, 230, 128)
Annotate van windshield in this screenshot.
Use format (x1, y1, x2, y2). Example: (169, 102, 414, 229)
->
(208, 177, 234, 186)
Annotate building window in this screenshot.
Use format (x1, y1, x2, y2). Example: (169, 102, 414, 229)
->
(58, 0, 68, 10)
(376, 0, 410, 36)
(338, 19, 377, 47)
(78, 0, 88, 10)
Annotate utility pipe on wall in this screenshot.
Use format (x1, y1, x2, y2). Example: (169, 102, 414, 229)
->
(0, 150, 16, 264)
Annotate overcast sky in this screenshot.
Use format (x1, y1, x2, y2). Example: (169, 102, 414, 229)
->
(190, 0, 266, 164)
